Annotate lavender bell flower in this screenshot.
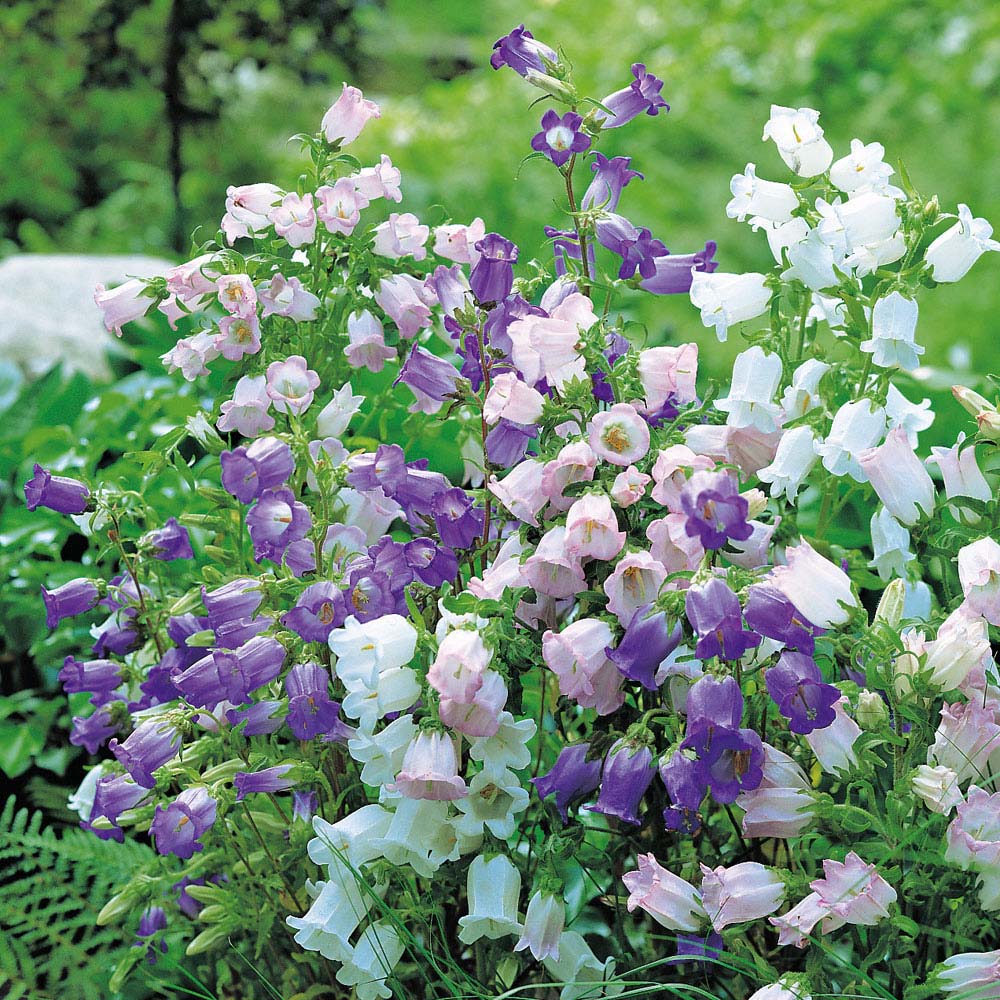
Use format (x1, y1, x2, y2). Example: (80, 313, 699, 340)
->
(486, 419, 536, 466)
(339, 565, 397, 623)
(234, 765, 297, 801)
(470, 234, 518, 304)
(41, 578, 100, 628)
(146, 517, 194, 560)
(404, 538, 459, 587)
(281, 581, 341, 642)
(544, 226, 597, 278)
(743, 584, 824, 655)
(640, 242, 719, 295)
(685, 578, 761, 661)
(395, 466, 452, 524)
(660, 750, 706, 833)
(594, 213, 668, 280)
(594, 63, 669, 129)
(285, 662, 342, 739)
(226, 700, 286, 735)
(580, 152, 644, 212)
(245, 487, 312, 563)
(59, 655, 122, 700)
(81, 772, 149, 841)
(490, 24, 557, 77)
(346, 443, 408, 494)
(680, 469, 754, 549)
(293, 790, 318, 823)
(698, 726, 765, 803)
(765, 651, 840, 735)
(71, 707, 120, 755)
(23, 463, 90, 514)
(214, 613, 273, 650)
(670, 932, 724, 970)
(220, 436, 294, 504)
(92, 611, 142, 658)
(530, 110, 590, 167)
(587, 737, 655, 826)
(202, 578, 263, 630)
(174, 635, 286, 708)
(134, 906, 168, 964)
(110, 719, 182, 788)
(606, 604, 683, 690)
(150, 786, 217, 858)
(431, 488, 485, 549)
(394, 345, 461, 402)
(532, 743, 603, 823)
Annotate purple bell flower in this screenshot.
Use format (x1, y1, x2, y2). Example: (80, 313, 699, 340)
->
(606, 604, 683, 690)
(110, 719, 182, 788)
(150, 787, 217, 858)
(82, 773, 149, 841)
(234, 765, 297, 801)
(70, 706, 120, 755)
(595, 63, 669, 129)
(544, 226, 597, 278)
(470, 233, 518, 304)
(214, 614, 273, 650)
(431, 488, 484, 550)
(685, 674, 743, 732)
(640, 242, 719, 295)
(285, 662, 341, 739)
(680, 469, 754, 550)
(394, 345, 461, 402)
(91, 612, 142, 658)
(404, 538, 459, 588)
(134, 906, 168, 964)
(659, 748, 707, 811)
(339, 566, 397, 623)
(59, 655, 122, 699)
(594, 214, 668, 280)
(145, 517, 194, 560)
(41, 578, 100, 628)
(245, 487, 312, 563)
(283, 537, 317, 578)
(174, 635, 286, 708)
(293, 790, 318, 823)
(396, 467, 452, 524)
(346, 443, 408, 494)
(202, 578, 263, 628)
(765, 651, 841, 735)
(370, 536, 415, 588)
(281, 581, 341, 643)
(698, 726, 765, 803)
(685, 578, 761, 661)
(530, 109, 590, 168)
(226, 700, 286, 735)
(23, 463, 90, 514)
(220, 436, 294, 504)
(743, 585, 823, 655)
(587, 738, 655, 826)
(581, 152, 644, 212)
(490, 24, 557, 76)
(485, 419, 536, 466)
(532, 743, 603, 823)
(670, 932, 724, 970)
(138, 662, 179, 706)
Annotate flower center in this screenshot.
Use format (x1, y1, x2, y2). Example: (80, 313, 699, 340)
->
(602, 424, 631, 453)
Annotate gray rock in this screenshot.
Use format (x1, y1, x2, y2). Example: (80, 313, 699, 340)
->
(0, 254, 176, 380)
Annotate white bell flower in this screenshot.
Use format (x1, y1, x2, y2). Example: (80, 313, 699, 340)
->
(829, 139, 895, 194)
(543, 930, 622, 1000)
(816, 192, 900, 255)
(515, 890, 566, 962)
(690, 271, 771, 342)
(457, 854, 523, 945)
(885, 384, 934, 447)
(336, 921, 405, 1000)
(780, 359, 829, 420)
(760, 216, 811, 264)
(715, 345, 783, 433)
(781, 228, 843, 291)
(371, 796, 452, 877)
(329, 614, 418, 689)
(762, 105, 833, 177)
(843, 231, 906, 276)
(925, 203, 1000, 282)
(309, 805, 392, 869)
(860, 291, 924, 371)
(348, 714, 417, 786)
(454, 767, 530, 839)
(469, 711, 537, 773)
(758, 426, 819, 504)
(815, 399, 886, 482)
(869, 507, 914, 581)
(727, 163, 799, 223)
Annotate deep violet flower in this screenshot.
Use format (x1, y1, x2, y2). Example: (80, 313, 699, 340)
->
(58, 655, 122, 699)
(173, 635, 286, 708)
(81, 773, 149, 841)
(485, 419, 536, 467)
(490, 24, 557, 77)
(680, 469, 754, 549)
(281, 581, 341, 643)
(594, 213, 668, 280)
(394, 345, 461, 402)
(606, 604, 683, 690)
(431, 488, 485, 549)
(245, 487, 312, 563)
(530, 110, 590, 167)
(285, 662, 342, 739)
(110, 719, 182, 788)
(544, 226, 597, 278)
(743, 584, 824, 655)
(202, 578, 263, 630)
(41, 578, 100, 628)
(581, 152, 644, 212)
(640, 242, 720, 295)
(220, 436, 295, 504)
(24, 463, 90, 514)
(134, 906, 168, 964)
(70, 707, 120, 755)
(594, 63, 669, 129)
(150, 787, 217, 858)
(404, 538, 459, 588)
(532, 743, 603, 823)
(685, 578, 761, 661)
(234, 765, 297, 801)
(587, 738, 655, 826)
(470, 234, 519, 304)
(765, 651, 841, 734)
(145, 517, 194, 560)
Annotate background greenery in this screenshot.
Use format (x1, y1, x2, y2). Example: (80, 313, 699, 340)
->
(1, 0, 998, 993)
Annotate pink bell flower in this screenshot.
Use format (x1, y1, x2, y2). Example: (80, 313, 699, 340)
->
(622, 853, 706, 932)
(321, 83, 381, 145)
(610, 465, 651, 507)
(700, 861, 786, 932)
(603, 551, 668, 625)
(394, 730, 467, 801)
(265, 356, 320, 416)
(588, 403, 651, 466)
(541, 618, 623, 715)
(95, 278, 155, 337)
(958, 537, 1000, 626)
(373, 212, 429, 261)
(271, 191, 317, 248)
(316, 177, 369, 236)
(217, 375, 274, 436)
(858, 426, 936, 526)
(564, 493, 626, 561)
(375, 273, 433, 339)
(637, 342, 699, 412)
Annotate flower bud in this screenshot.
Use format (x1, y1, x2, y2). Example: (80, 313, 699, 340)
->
(97, 885, 143, 925)
(741, 488, 769, 519)
(874, 578, 906, 630)
(524, 69, 577, 104)
(856, 691, 888, 729)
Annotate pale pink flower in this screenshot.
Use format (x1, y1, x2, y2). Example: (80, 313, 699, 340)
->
(258, 274, 320, 321)
(265, 355, 320, 415)
(565, 493, 626, 561)
(221, 182, 282, 242)
(316, 177, 369, 235)
(514, 891, 565, 963)
(727, 518, 779, 570)
(923, 605, 991, 690)
(748, 979, 812, 1000)
(439, 669, 508, 739)
(958, 537, 1000, 626)
(769, 540, 858, 629)
(161, 331, 220, 381)
(433, 218, 486, 264)
(587, 403, 651, 466)
(523, 526, 587, 600)
(911, 764, 964, 816)
(650, 444, 714, 511)
(166, 253, 219, 301)
(426, 629, 492, 704)
(926, 434, 991, 504)
(646, 514, 704, 579)
(930, 700, 1000, 786)
(622, 853, 705, 932)
(700, 861, 786, 932)
(321, 83, 381, 145)
(769, 891, 828, 948)
(805, 697, 861, 774)
(375, 273, 433, 339)
(215, 314, 261, 361)
(394, 730, 467, 801)
(637, 342, 699, 412)
(540, 440, 598, 511)
(724, 424, 782, 476)
(156, 293, 186, 330)
(483, 373, 545, 426)
(809, 851, 896, 928)
(739, 785, 815, 838)
(271, 191, 317, 248)
(858, 426, 936, 526)
(610, 466, 651, 507)
(373, 212, 429, 260)
(488, 459, 548, 526)
(604, 551, 668, 625)
(946, 786, 1000, 870)
(216, 274, 257, 319)
(353, 154, 402, 203)
(939, 950, 1000, 999)
(508, 292, 595, 387)
(95, 278, 154, 336)
(217, 375, 274, 436)
(344, 309, 395, 372)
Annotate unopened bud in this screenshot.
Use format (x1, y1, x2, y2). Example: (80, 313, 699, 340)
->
(524, 69, 578, 104)
(857, 690, 888, 729)
(741, 488, 768, 520)
(98, 886, 141, 926)
(874, 579, 906, 630)
(922, 196, 940, 221)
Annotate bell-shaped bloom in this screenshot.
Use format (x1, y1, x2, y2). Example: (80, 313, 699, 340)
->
(637, 342, 699, 412)
(454, 766, 529, 839)
(758, 426, 819, 504)
(923, 606, 991, 690)
(234, 765, 297, 801)
(433, 217, 486, 265)
(271, 191, 316, 248)
(925, 203, 1000, 283)
(373, 212, 429, 261)
(700, 861, 786, 932)
(266, 355, 320, 416)
(650, 444, 714, 511)
(246, 487, 311, 563)
(221, 436, 294, 504)
(685, 578, 761, 660)
(587, 403, 651, 466)
(762, 105, 833, 176)
(375, 273, 432, 339)
(603, 551, 668, 626)
(42, 578, 100, 629)
(220, 182, 281, 242)
(810, 851, 897, 927)
(427, 628, 493, 704)
(316, 177, 368, 236)
(860, 291, 923, 370)
(217, 375, 273, 436)
(488, 458, 547, 526)
(343, 308, 394, 372)
(690, 271, 770, 342)
(594, 63, 669, 129)
(736, 744, 814, 838)
(470, 233, 518, 304)
(929, 699, 1000, 786)
(780, 358, 829, 421)
(830, 138, 895, 193)
(395, 346, 460, 405)
(716, 345, 783, 433)
(769, 540, 857, 629)
(744, 585, 821, 654)
(394, 730, 467, 801)
(354, 154, 402, 204)
(524, 524, 589, 600)
(258, 273, 320, 322)
(581, 151, 643, 211)
(514, 891, 565, 962)
(816, 191, 900, 255)
(911, 764, 963, 816)
(607, 604, 682, 690)
(175, 635, 286, 708)
(80, 772, 149, 841)
(483, 373, 545, 426)
(680, 469, 754, 550)
(804, 697, 861, 774)
(816, 399, 886, 482)
(509, 292, 594, 388)
(150, 787, 217, 859)
(927, 434, 991, 504)
(284, 661, 341, 738)
(611, 465, 651, 507)
(640, 241, 719, 296)
(532, 743, 603, 823)
(646, 513, 704, 578)
(937, 950, 1000, 999)
(858, 426, 936, 526)
(542, 618, 622, 714)
(780, 227, 841, 291)
(458, 854, 522, 944)
(540, 439, 599, 511)
(765, 652, 840, 734)
(565, 493, 626, 561)
(94, 278, 155, 336)
(727, 163, 799, 223)
(109, 720, 182, 789)
(594, 213, 668, 280)
(958, 537, 1000, 626)
(490, 24, 557, 77)
(946, 785, 1000, 870)
(439, 669, 508, 739)
(587, 739, 655, 826)
(336, 921, 404, 1000)
(144, 517, 193, 561)
(24, 464, 90, 515)
(321, 83, 380, 145)
(530, 109, 590, 167)
(542, 930, 619, 1000)
(623, 853, 705, 931)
